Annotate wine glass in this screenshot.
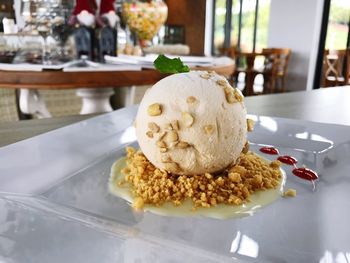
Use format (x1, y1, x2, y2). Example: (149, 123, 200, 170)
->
(51, 7, 73, 61)
(20, 0, 61, 65)
(36, 19, 52, 64)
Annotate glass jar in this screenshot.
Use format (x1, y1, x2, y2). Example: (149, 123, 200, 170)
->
(122, 0, 168, 46)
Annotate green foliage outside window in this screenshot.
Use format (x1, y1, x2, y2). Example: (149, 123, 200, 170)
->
(325, 0, 350, 50)
(213, 0, 270, 54)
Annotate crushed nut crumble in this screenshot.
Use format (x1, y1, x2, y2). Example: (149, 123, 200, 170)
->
(283, 188, 297, 197)
(118, 147, 282, 210)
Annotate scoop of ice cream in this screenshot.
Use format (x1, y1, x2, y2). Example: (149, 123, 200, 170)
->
(135, 71, 247, 175)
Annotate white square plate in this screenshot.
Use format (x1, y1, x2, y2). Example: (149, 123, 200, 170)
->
(1, 106, 349, 262)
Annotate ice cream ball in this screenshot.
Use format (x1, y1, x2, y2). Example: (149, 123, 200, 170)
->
(135, 71, 247, 175)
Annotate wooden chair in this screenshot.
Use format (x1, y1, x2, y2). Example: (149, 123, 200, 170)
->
(218, 46, 238, 85)
(219, 46, 237, 58)
(0, 89, 20, 122)
(261, 48, 291, 93)
(321, 49, 346, 87)
(227, 49, 261, 95)
(230, 48, 291, 95)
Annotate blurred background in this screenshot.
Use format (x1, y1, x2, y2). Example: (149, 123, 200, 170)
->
(0, 0, 349, 121)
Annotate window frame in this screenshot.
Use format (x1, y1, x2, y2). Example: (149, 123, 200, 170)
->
(313, 0, 350, 89)
(211, 0, 261, 54)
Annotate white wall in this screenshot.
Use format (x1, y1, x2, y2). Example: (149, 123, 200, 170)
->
(14, 0, 24, 29)
(204, 0, 214, 56)
(268, 0, 325, 91)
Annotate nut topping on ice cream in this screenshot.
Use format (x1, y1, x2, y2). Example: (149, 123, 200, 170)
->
(182, 112, 194, 128)
(135, 71, 247, 175)
(148, 122, 160, 133)
(186, 96, 197, 104)
(203, 124, 215, 135)
(247, 119, 255, 132)
(147, 103, 162, 116)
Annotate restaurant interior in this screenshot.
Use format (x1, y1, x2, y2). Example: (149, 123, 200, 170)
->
(0, 0, 350, 262)
(0, 0, 349, 123)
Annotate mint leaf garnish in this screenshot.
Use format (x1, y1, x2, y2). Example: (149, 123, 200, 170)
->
(154, 54, 190, 73)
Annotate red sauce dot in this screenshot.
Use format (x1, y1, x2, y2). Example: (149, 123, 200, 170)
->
(292, 167, 318, 181)
(277, 155, 298, 166)
(259, 147, 279, 155)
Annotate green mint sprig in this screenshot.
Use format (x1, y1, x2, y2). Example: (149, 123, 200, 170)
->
(153, 54, 190, 74)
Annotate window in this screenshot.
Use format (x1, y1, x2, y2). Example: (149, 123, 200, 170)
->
(325, 0, 350, 50)
(313, 0, 350, 89)
(213, 0, 227, 54)
(212, 0, 271, 55)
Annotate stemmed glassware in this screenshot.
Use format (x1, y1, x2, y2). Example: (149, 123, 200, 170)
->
(20, 0, 62, 65)
(51, 7, 73, 62)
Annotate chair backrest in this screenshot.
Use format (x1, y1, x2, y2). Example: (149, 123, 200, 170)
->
(262, 48, 291, 77)
(219, 46, 237, 58)
(322, 49, 347, 86)
(0, 89, 19, 122)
